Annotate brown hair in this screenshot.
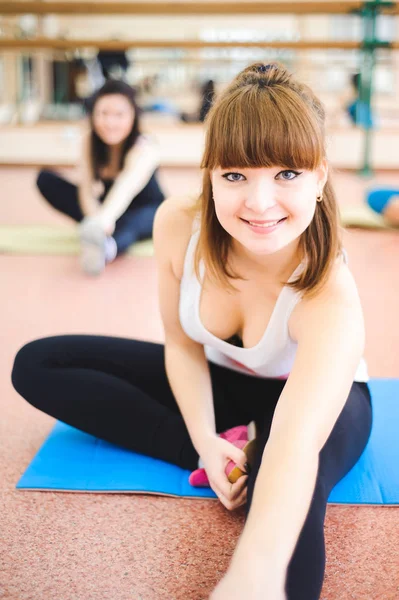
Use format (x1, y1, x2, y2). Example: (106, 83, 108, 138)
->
(194, 62, 342, 297)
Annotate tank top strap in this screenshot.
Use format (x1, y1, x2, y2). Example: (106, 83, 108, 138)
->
(182, 213, 202, 280)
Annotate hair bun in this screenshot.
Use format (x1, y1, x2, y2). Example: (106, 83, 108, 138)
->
(231, 61, 292, 89)
(256, 64, 273, 73)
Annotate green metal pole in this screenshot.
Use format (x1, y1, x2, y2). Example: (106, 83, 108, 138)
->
(358, 1, 378, 177)
(358, 0, 393, 176)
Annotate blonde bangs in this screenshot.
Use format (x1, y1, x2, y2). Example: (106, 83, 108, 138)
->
(201, 85, 324, 172)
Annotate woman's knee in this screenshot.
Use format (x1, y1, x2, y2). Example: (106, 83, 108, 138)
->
(11, 337, 54, 401)
(36, 169, 56, 198)
(36, 170, 82, 221)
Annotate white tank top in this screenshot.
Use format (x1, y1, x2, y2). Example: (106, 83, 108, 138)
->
(179, 227, 369, 383)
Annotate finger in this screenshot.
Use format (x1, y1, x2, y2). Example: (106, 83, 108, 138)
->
(217, 468, 248, 500)
(230, 475, 248, 500)
(219, 484, 248, 511)
(212, 475, 247, 508)
(209, 476, 237, 509)
(231, 488, 247, 510)
(208, 482, 230, 509)
(211, 474, 235, 500)
(226, 474, 247, 499)
(228, 478, 248, 509)
(228, 479, 248, 507)
(226, 447, 248, 472)
(211, 455, 248, 499)
(233, 486, 248, 509)
(235, 477, 249, 499)
(216, 491, 236, 511)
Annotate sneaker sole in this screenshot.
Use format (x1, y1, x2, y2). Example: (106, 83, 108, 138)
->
(79, 223, 106, 276)
(247, 420, 257, 442)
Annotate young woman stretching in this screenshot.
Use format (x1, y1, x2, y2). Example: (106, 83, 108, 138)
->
(36, 79, 165, 275)
(12, 63, 372, 599)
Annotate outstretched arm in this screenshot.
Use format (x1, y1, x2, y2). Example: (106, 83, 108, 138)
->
(78, 131, 101, 217)
(96, 137, 160, 229)
(212, 268, 365, 598)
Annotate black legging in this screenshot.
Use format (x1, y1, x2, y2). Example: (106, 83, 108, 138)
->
(11, 336, 372, 600)
(36, 169, 165, 255)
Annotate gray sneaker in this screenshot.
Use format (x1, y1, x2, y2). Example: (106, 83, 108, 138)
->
(78, 219, 107, 276)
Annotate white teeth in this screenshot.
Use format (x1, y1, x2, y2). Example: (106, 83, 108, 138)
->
(248, 220, 280, 228)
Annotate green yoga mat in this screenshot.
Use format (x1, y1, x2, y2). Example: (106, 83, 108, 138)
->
(0, 209, 395, 257)
(0, 225, 154, 256)
(340, 205, 395, 230)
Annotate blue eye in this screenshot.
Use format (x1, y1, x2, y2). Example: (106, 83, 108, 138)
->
(222, 172, 245, 182)
(277, 170, 302, 180)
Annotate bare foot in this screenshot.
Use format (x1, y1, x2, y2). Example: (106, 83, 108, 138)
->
(383, 196, 399, 227)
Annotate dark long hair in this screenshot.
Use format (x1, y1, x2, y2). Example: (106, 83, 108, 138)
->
(87, 79, 141, 179)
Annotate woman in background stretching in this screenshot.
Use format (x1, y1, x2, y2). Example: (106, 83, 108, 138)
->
(36, 79, 165, 275)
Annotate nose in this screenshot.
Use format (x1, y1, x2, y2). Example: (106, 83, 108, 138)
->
(244, 177, 277, 214)
(104, 116, 117, 128)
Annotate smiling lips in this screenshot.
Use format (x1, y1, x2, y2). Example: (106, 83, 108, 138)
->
(240, 217, 287, 229)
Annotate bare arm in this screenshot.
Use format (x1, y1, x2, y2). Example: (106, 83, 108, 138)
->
(153, 197, 217, 453)
(230, 267, 365, 579)
(77, 131, 101, 217)
(153, 198, 255, 509)
(96, 137, 160, 230)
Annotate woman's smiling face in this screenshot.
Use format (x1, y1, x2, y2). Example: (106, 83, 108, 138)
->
(210, 163, 328, 256)
(92, 94, 135, 146)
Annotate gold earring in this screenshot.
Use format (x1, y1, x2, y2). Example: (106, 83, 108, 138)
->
(317, 192, 323, 202)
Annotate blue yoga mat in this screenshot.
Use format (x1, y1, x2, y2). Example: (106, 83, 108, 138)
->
(17, 379, 399, 505)
(367, 187, 398, 215)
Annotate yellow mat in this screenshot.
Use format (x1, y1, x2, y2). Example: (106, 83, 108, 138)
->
(0, 210, 396, 257)
(0, 225, 154, 256)
(340, 205, 396, 230)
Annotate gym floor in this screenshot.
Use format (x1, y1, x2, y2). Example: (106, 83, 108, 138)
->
(1, 165, 398, 599)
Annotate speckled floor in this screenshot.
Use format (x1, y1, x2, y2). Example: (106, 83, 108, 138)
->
(1, 168, 398, 599)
